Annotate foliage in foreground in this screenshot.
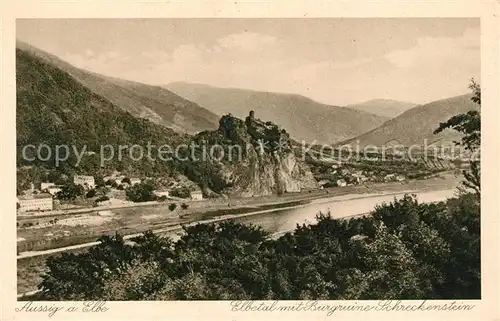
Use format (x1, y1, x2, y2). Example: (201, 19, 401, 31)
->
(38, 193, 480, 300)
(434, 78, 481, 198)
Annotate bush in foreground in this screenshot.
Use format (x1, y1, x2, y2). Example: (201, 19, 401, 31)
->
(38, 193, 480, 301)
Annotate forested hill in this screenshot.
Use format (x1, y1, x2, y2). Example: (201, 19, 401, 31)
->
(16, 41, 219, 134)
(16, 46, 186, 175)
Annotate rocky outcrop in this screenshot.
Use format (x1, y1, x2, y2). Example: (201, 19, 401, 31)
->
(192, 112, 318, 197)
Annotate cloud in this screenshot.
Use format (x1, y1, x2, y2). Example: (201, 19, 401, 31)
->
(124, 31, 284, 87)
(282, 27, 480, 104)
(84, 49, 95, 58)
(63, 50, 129, 74)
(171, 44, 206, 63)
(385, 27, 480, 69)
(58, 27, 479, 106)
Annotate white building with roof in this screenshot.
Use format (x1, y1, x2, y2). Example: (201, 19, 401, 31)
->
(17, 193, 53, 213)
(154, 190, 169, 198)
(41, 182, 56, 190)
(190, 190, 203, 201)
(73, 175, 95, 189)
(336, 179, 347, 187)
(47, 187, 62, 195)
(130, 178, 141, 185)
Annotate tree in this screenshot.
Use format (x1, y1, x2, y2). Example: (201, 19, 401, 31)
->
(180, 203, 189, 210)
(36, 195, 479, 301)
(86, 189, 97, 198)
(125, 182, 156, 202)
(95, 195, 110, 203)
(122, 177, 131, 185)
(56, 183, 84, 200)
(434, 79, 480, 198)
(47, 170, 67, 185)
(94, 176, 105, 187)
(170, 186, 191, 198)
(96, 186, 111, 197)
(168, 203, 177, 211)
(39, 232, 137, 300)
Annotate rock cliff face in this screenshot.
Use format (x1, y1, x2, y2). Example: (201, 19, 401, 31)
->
(192, 112, 318, 197)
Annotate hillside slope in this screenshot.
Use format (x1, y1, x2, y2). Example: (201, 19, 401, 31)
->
(16, 41, 219, 134)
(166, 82, 389, 144)
(16, 48, 317, 197)
(16, 46, 189, 176)
(346, 99, 418, 118)
(338, 94, 478, 148)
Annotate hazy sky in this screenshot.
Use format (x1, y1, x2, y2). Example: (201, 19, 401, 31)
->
(17, 18, 480, 105)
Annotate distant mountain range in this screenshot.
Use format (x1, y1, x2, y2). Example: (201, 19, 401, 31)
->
(337, 94, 479, 148)
(16, 41, 219, 134)
(346, 99, 418, 118)
(17, 40, 477, 164)
(165, 82, 390, 144)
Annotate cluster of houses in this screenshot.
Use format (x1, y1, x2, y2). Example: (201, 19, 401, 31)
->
(16, 192, 54, 213)
(17, 174, 204, 214)
(103, 175, 141, 188)
(153, 189, 203, 201)
(17, 176, 96, 213)
(383, 173, 406, 182)
(319, 164, 406, 188)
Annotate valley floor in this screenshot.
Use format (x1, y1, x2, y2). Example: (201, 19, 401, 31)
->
(17, 171, 460, 295)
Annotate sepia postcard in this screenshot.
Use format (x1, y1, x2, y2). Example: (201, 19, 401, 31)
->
(1, 1, 499, 320)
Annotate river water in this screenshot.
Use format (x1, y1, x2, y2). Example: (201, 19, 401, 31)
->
(227, 189, 456, 235)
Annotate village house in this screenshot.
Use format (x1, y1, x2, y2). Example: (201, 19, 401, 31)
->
(40, 182, 62, 195)
(130, 178, 141, 185)
(17, 193, 53, 213)
(384, 174, 396, 182)
(396, 175, 406, 182)
(47, 186, 62, 196)
(154, 190, 169, 198)
(190, 190, 203, 201)
(317, 180, 330, 187)
(336, 179, 347, 187)
(351, 171, 368, 184)
(73, 175, 95, 189)
(103, 175, 126, 185)
(40, 182, 55, 190)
